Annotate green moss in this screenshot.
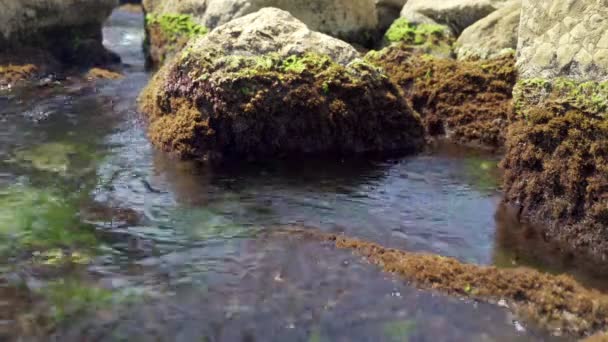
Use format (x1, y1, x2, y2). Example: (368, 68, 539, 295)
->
(39, 279, 114, 324)
(385, 18, 447, 44)
(146, 13, 208, 40)
(515, 78, 608, 119)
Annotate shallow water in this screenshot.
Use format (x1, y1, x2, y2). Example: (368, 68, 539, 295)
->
(0, 8, 597, 341)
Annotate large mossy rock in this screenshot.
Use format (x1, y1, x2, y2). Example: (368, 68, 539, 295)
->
(138, 8, 425, 161)
(456, 0, 521, 60)
(399, 0, 511, 36)
(518, 0, 608, 81)
(504, 0, 608, 263)
(142, 0, 378, 66)
(0, 0, 120, 87)
(366, 46, 516, 148)
(504, 79, 608, 262)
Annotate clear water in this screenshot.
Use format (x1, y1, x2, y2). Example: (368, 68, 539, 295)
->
(0, 8, 592, 341)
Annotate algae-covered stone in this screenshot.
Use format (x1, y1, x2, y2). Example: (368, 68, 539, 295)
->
(366, 46, 516, 148)
(456, 0, 520, 60)
(383, 18, 453, 57)
(503, 79, 608, 262)
(139, 8, 425, 161)
(144, 13, 208, 66)
(399, 0, 511, 36)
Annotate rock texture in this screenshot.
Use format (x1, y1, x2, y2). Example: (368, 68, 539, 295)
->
(368, 46, 516, 148)
(143, 0, 378, 50)
(400, 0, 510, 36)
(138, 8, 425, 161)
(456, 0, 521, 60)
(0, 0, 120, 86)
(505, 0, 608, 264)
(517, 0, 608, 81)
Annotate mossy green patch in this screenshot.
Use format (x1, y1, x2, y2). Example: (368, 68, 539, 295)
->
(385, 18, 445, 44)
(146, 13, 207, 40)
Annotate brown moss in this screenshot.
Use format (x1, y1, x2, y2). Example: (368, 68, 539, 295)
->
(0, 64, 39, 87)
(502, 80, 608, 264)
(138, 52, 425, 161)
(85, 68, 124, 81)
(367, 46, 516, 149)
(584, 332, 608, 342)
(285, 227, 608, 337)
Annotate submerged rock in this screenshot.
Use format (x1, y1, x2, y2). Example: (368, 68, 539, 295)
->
(0, 0, 120, 87)
(399, 0, 511, 36)
(456, 0, 520, 60)
(139, 8, 425, 161)
(367, 46, 516, 148)
(142, 0, 379, 66)
(287, 227, 608, 337)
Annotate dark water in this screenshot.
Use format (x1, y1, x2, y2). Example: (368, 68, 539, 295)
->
(0, 8, 594, 341)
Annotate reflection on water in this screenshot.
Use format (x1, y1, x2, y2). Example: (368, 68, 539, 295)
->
(0, 7, 589, 342)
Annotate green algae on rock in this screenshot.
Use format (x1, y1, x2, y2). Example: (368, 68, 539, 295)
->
(139, 8, 425, 161)
(285, 227, 608, 337)
(502, 78, 608, 264)
(366, 46, 516, 149)
(144, 13, 207, 66)
(383, 18, 453, 57)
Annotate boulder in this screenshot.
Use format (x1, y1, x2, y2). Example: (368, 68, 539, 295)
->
(0, 0, 120, 87)
(400, 0, 511, 36)
(456, 0, 521, 60)
(138, 8, 425, 161)
(503, 0, 608, 263)
(142, 0, 379, 65)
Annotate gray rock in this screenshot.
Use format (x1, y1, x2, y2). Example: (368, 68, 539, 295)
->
(400, 0, 511, 36)
(517, 0, 608, 81)
(456, 0, 521, 60)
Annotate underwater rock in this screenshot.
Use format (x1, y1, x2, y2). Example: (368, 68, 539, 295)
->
(286, 227, 608, 337)
(138, 8, 425, 161)
(367, 46, 516, 148)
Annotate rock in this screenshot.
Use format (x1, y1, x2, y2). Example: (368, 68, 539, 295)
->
(504, 0, 608, 265)
(375, 0, 408, 32)
(85, 67, 125, 81)
(400, 0, 511, 36)
(367, 46, 516, 148)
(517, 0, 608, 81)
(142, 0, 379, 65)
(0, 0, 120, 87)
(456, 0, 521, 60)
(138, 8, 425, 161)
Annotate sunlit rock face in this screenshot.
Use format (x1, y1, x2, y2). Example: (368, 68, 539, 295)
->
(142, 0, 378, 50)
(517, 0, 608, 81)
